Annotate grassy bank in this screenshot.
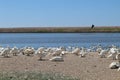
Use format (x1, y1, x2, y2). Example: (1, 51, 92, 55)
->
(0, 72, 79, 80)
(0, 27, 120, 33)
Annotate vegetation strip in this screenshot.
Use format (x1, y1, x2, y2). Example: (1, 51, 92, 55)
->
(0, 27, 120, 33)
(0, 72, 79, 80)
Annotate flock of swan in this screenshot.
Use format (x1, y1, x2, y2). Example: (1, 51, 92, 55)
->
(0, 45, 120, 71)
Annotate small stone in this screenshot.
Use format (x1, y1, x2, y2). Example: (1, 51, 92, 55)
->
(93, 65, 97, 67)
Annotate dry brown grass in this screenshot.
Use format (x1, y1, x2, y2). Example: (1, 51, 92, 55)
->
(0, 26, 120, 33)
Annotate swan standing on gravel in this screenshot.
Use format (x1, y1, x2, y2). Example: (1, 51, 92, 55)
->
(99, 49, 109, 58)
(49, 47, 67, 62)
(72, 48, 80, 56)
(0, 47, 11, 57)
(107, 47, 118, 60)
(24, 47, 35, 56)
(116, 53, 120, 61)
(109, 57, 120, 71)
(52, 49, 62, 56)
(10, 46, 19, 56)
(79, 47, 87, 57)
(109, 50, 120, 71)
(96, 47, 102, 53)
(0, 47, 4, 54)
(35, 47, 48, 60)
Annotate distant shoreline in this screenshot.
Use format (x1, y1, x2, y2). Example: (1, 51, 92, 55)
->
(0, 27, 120, 33)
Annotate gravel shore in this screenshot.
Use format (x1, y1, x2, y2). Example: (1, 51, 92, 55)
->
(0, 52, 120, 80)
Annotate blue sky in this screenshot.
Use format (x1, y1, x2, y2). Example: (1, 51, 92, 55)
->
(0, 0, 120, 27)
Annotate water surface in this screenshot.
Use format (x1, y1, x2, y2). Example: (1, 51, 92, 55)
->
(0, 33, 120, 48)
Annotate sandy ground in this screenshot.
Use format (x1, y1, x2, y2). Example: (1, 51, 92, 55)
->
(0, 52, 120, 80)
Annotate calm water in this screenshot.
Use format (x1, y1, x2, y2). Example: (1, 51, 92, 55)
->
(0, 33, 120, 48)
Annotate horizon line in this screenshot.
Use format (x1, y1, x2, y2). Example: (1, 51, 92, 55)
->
(0, 26, 120, 28)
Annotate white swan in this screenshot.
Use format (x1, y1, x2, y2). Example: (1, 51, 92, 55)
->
(107, 47, 118, 60)
(72, 48, 80, 56)
(49, 56, 64, 62)
(10, 46, 19, 56)
(52, 49, 62, 56)
(49, 52, 64, 62)
(116, 53, 120, 61)
(24, 47, 35, 56)
(35, 47, 48, 60)
(96, 47, 102, 53)
(79, 47, 87, 57)
(109, 61, 120, 69)
(0, 47, 11, 57)
(99, 49, 109, 58)
(0, 47, 4, 54)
